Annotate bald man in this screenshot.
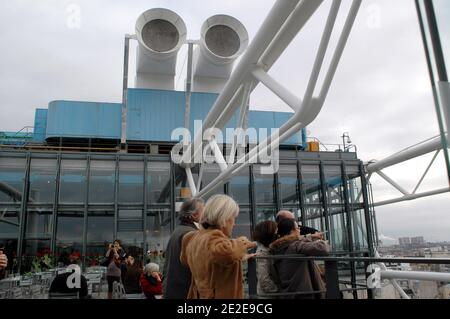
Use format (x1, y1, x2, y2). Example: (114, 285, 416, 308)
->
(275, 210, 323, 238)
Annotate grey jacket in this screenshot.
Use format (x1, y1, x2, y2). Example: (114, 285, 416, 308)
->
(256, 244, 278, 297)
(269, 234, 330, 299)
(162, 222, 198, 299)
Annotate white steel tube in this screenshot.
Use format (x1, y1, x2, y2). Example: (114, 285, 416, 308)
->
(367, 137, 442, 173)
(181, 0, 307, 165)
(197, 0, 361, 198)
(376, 171, 410, 196)
(252, 67, 302, 112)
(373, 187, 450, 207)
(210, 140, 228, 172)
(381, 270, 450, 282)
(412, 149, 440, 194)
(186, 167, 197, 197)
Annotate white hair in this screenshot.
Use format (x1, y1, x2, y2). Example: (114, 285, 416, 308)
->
(144, 263, 159, 274)
(200, 195, 239, 229)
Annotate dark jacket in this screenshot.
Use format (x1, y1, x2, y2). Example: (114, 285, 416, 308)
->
(49, 271, 89, 299)
(162, 221, 198, 299)
(121, 264, 142, 294)
(269, 234, 330, 299)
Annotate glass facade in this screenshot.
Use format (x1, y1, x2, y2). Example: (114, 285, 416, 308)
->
(0, 150, 374, 273)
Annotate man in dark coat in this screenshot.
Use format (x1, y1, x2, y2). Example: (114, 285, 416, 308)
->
(162, 198, 204, 299)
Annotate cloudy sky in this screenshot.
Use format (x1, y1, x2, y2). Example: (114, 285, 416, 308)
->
(0, 0, 449, 243)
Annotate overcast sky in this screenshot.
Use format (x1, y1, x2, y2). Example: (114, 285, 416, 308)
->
(0, 0, 449, 243)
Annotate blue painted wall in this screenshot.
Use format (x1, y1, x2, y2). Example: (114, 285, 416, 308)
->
(33, 109, 48, 142)
(46, 101, 122, 140)
(41, 89, 305, 147)
(127, 89, 304, 146)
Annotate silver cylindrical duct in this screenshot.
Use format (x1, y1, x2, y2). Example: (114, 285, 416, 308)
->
(193, 15, 249, 93)
(135, 8, 187, 90)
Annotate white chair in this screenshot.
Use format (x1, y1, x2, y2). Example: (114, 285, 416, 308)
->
(112, 281, 126, 299)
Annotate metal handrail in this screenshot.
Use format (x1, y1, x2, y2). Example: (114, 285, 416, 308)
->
(248, 254, 450, 299)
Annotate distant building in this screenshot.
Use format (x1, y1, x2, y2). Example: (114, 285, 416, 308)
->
(399, 237, 411, 246)
(411, 237, 426, 245)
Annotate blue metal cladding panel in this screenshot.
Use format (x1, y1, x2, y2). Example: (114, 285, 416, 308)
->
(127, 89, 303, 146)
(127, 89, 185, 142)
(33, 109, 48, 142)
(46, 101, 122, 139)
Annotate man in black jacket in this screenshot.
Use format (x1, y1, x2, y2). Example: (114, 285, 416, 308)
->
(49, 253, 89, 299)
(162, 198, 204, 299)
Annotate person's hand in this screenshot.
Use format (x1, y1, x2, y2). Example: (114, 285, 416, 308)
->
(0, 251, 7, 270)
(237, 237, 257, 250)
(311, 232, 325, 240)
(151, 272, 161, 282)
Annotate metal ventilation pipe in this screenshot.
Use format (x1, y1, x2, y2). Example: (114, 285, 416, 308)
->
(135, 8, 187, 90)
(193, 15, 249, 93)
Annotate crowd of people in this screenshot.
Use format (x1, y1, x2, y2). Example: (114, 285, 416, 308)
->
(1, 195, 330, 300)
(162, 195, 330, 300)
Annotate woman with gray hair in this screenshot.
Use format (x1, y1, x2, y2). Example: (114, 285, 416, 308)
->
(180, 195, 257, 299)
(162, 197, 205, 299)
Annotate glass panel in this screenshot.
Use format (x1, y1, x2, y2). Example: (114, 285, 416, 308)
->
(324, 166, 343, 204)
(118, 220, 144, 231)
(304, 205, 324, 232)
(329, 206, 348, 252)
(146, 208, 171, 267)
(29, 158, 57, 204)
(56, 212, 84, 258)
(253, 165, 275, 204)
(22, 239, 53, 273)
(199, 164, 225, 201)
(346, 166, 363, 204)
(89, 160, 115, 204)
(228, 167, 250, 204)
(255, 207, 277, 224)
(232, 207, 251, 239)
(86, 211, 114, 266)
(59, 159, 87, 204)
(352, 208, 368, 250)
(147, 162, 171, 204)
(117, 232, 144, 266)
(0, 209, 20, 238)
(301, 165, 322, 205)
(119, 209, 142, 219)
(119, 161, 144, 203)
(26, 209, 52, 238)
(146, 208, 171, 247)
(278, 165, 299, 206)
(0, 157, 26, 204)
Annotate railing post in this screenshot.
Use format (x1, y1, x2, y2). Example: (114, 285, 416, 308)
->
(247, 253, 258, 299)
(325, 260, 340, 299)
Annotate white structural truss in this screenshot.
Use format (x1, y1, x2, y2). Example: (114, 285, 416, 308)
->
(168, 0, 450, 299)
(177, 0, 363, 198)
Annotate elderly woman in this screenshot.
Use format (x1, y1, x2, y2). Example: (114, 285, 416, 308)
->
(180, 195, 256, 299)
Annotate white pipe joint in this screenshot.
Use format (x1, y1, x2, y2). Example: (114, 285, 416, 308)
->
(135, 8, 187, 90)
